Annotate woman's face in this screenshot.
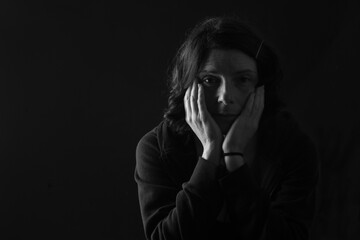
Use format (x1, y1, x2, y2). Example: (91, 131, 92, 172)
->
(197, 49, 259, 134)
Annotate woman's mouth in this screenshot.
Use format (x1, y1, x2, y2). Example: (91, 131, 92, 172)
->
(211, 113, 238, 124)
(212, 113, 238, 117)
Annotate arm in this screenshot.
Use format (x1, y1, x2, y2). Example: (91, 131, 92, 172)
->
(219, 133, 319, 240)
(135, 130, 224, 240)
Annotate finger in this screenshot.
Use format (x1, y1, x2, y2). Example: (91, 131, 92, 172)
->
(253, 86, 265, 122)
(198, 84, 207, 120)
(252, 85, 264, 115)
(243, 91, 255, 116)
(184, 85, 192, 122)
(190, 82, 198, 117)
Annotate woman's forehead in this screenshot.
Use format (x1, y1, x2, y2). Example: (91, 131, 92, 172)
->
(201, 49, 257, 74)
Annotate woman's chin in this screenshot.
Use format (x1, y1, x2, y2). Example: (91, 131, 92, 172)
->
(214, 117, 236, 135)
(219, 125, 231, 135)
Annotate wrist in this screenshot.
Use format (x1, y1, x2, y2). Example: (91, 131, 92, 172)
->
(222, 147, 244, 153)
(223, 152, 244, 157)
(202, 145, 221, 164)
(222, 141, 245, 153)
(224, 155, 245, 172)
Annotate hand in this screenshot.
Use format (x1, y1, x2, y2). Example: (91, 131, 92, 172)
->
(184, 82, 222, 161)
(222, 85, 265, 153)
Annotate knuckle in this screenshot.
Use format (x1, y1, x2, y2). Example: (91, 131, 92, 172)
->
(249, 121, 257, 129)
(201, 114, 208, 122)
(198, 114, 204, 122)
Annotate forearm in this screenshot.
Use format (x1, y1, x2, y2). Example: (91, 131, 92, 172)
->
(136, 157, 225, 240)
(219, 163, 317, 240)
(201, 142, 222, 165)
(224, 155, 245, 172)
(140, 185, 219, 240)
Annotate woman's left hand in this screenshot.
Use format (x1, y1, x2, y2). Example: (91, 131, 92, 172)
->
(222, 85, 265, 153)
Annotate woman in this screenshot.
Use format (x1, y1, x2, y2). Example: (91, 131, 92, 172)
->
(135, 16, 318, 240)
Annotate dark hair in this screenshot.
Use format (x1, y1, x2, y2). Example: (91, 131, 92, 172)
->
(163, 16, 285, 134)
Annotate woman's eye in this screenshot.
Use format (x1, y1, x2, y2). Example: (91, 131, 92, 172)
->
(235, 76, 252, 85)
(238, 77, 251, 82)
(200, 75, 219, 86)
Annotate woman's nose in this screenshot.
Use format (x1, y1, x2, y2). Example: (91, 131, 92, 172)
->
(217, 80, 235, 105)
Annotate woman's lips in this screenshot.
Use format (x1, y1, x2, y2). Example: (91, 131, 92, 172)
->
(212, 113, 238, 117)
(212, 113, 238, 120)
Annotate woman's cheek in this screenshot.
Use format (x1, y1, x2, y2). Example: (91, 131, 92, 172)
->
(203, 88, 217, 112)
(235, 90, 251, 111)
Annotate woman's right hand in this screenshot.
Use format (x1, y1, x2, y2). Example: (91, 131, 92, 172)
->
(184, 82, 222, 162)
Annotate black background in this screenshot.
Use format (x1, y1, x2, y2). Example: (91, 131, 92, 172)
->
(0, 0, 359, 239)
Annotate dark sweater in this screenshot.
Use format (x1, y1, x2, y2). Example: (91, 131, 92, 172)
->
(135, 111, 318, 240)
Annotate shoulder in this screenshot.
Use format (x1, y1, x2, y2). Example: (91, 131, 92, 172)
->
(135, 120, 191, 184)
(135, 122, 165, 183)
(260, 109, 310, 145)
(136, 120, 183, 162)
(274, 110, 316, 155)
(136, 121, 163, 160)
(260, 110, 318, 175)
(261, 109, 297, 133)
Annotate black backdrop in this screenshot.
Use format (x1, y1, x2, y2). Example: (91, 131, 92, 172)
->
(0, 0, 359, 239)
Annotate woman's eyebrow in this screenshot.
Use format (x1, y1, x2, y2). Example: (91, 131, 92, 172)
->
(233, 69, 256, 74)
(199, 70, 218, 74)
(199, 69, 256, 74)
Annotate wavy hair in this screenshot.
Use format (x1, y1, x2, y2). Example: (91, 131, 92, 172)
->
(163, 16, 285, 134)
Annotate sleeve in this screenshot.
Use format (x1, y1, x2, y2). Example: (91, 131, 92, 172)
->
(219, 133, 319, 240)
(134, 130, 224, 240)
